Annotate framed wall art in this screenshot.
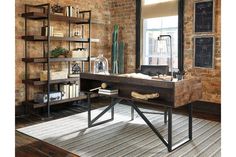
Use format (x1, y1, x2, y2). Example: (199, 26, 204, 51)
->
(194, 0, 214, 33)
(194, 36, 215, 68)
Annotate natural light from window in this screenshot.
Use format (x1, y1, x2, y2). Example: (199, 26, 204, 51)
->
(142, 16, 178, 70)
(144, 0, 175, 5)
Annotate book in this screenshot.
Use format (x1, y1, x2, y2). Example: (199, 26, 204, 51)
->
(41, 26, 54, 36)
(53, 32, 64, 37)
(69, 84, 73, 98)
(60, 84, 69, 99)
(75, 84, 80, 97)
(98, 88, 118, 93)
(98, 88, 118, 95)
(98, 91, 118, 95)
(69, 74, 80, 78)
(72, 84, 76, 98)
(66, 84, 69, 99)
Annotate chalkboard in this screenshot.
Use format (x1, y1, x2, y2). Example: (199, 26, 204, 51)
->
(194, 0, 214, 32)
(194, 36, 214, 68)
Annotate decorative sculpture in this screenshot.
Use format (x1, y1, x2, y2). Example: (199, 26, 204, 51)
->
(112, 24, 125, 74)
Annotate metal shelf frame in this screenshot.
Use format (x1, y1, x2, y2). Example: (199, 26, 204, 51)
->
(23, 3, 92, 117)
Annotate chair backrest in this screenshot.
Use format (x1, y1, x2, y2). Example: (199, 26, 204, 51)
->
(140, 65, 169, 76)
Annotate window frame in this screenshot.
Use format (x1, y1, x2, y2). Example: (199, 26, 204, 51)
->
(136, 0, 184, 73)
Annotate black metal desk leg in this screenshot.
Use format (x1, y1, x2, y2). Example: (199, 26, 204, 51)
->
(167, 104, 193, 152)
(164, 107, 168, 123)
(111, 98, 114, 120)
(188, 103, 193, 140)
(168, 107, 172, 152)
(131, 106, 134, 120)
(87, 93, 91, 127)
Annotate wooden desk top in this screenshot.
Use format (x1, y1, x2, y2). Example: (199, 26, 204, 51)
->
(80, 73, 202, 108)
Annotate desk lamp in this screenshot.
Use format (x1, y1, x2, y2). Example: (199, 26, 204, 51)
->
(157, 35, 173, 81)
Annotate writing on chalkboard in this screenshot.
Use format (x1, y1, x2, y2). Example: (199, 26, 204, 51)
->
(194, 36, 214, 68)
(194, 0, 214, 32)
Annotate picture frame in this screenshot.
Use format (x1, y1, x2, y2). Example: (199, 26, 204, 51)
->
(193, 36, 215, 68)
(194, 0, 215, 33)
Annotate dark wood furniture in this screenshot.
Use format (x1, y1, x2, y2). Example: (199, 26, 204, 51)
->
(80, 73, 202, 152)
(21, 3, 97, 117)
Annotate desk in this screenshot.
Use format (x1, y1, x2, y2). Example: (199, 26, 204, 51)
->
(80, 73, 202, 152)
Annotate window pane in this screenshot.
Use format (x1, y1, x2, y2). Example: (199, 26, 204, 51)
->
(144, 0, 175, 5)
(143, 16, 178, 70)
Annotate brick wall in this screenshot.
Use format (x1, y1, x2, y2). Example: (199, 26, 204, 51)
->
(108, 0, 136, 73)
(184, 0, 221, 103)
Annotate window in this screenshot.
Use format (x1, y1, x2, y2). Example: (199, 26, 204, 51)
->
(140, 0, 180, 71)
(144, 0, 175, 5)
(142, 16, 178, 70)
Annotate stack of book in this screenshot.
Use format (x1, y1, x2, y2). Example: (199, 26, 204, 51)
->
(98, 88, 118, 95)
(41, 26, 54, 36)
(60, 83, 80, 99)
(53, 32, 64, 37)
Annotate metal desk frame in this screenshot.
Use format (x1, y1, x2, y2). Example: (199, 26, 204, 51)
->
(87, 94, 192, 152)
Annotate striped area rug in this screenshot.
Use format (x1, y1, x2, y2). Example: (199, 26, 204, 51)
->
(17, 104, 221, 157)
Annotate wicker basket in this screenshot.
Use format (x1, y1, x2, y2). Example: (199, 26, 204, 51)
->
(40, 70, 68, 81)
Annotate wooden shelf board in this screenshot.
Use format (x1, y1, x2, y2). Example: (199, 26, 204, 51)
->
(22, 57, 89, 63)
(91, 19, 107, 25)
(21, 12, 47, 19)
(23, 93, 98, 109)
(22, 35, 92, 42)
(22, 77, 80, 85)
(22, 12, 90, 24)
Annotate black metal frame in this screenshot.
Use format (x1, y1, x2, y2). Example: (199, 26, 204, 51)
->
(87, 94, 192, 152)
(24, 4, 51, 117)
(23, 4, 92, 118)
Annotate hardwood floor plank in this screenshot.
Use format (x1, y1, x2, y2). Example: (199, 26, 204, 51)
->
(16, 146, 51, 157)
(16, 131, 79, 157)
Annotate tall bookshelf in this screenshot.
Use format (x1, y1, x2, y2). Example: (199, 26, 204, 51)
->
(22, 3, 97, 117)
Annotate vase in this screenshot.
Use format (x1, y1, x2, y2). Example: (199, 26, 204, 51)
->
(94, 54, 109, 75)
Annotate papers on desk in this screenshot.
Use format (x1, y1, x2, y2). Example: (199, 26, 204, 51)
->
(118, 73, 152, 79)
(119, 73, 173, 81)
(151, 75, 172, 81)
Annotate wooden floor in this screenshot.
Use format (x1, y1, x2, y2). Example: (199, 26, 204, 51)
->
(15, 98, 220, 157)
(16, 131, 80, 157)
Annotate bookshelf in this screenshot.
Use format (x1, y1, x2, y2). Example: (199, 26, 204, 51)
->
(22, 3, 98, 117)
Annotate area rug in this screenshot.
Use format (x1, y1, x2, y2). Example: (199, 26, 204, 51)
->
(17, 104, 221, 157)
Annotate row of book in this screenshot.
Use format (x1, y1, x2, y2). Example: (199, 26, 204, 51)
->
(41, 26, 64, 37)
(59, 83, 80, 99)
(98, 88, 118, 95)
